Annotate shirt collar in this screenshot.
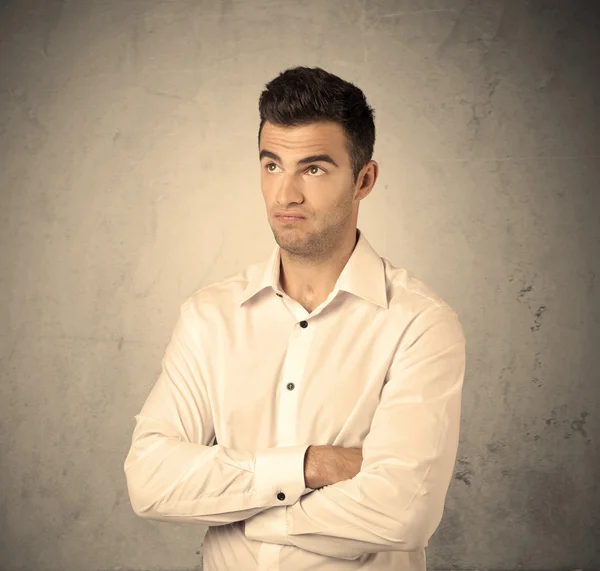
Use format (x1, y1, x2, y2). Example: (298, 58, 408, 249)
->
(238, 228, 389, 309)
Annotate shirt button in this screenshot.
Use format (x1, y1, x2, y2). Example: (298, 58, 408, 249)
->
(277, 492, 286, 501)
(276, 293, 283, 297)
(300, 320, 308, 328)
(286, 382, 295, 391)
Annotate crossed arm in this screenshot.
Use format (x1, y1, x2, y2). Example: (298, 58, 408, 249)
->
(125, 301, 466, 560)
(303, 445, 363, 490)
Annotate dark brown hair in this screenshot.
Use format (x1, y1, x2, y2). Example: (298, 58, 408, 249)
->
(258, 66, 376, 184)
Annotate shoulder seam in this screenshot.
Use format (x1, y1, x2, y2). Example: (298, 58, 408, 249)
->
(389, 277, 450, 310)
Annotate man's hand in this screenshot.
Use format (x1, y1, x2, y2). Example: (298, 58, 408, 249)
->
(304, 445, 363, 490)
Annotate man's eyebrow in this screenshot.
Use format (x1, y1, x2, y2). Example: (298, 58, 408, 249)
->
(259, 150, 338, 168)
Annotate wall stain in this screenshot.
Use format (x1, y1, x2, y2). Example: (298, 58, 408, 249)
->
(543, 405, 569, 427)
(530, 305, 547, 332)
(530, 351, 543, 387)
(530, 377, 543, 387)
(566, 411, 589, 440)
(542, 407, 591, 444)
(111, 489, 125, 512)
(454, 456, 472, 486)
(499, 366, 512, 404)
(478, 441, 506, 472)
(486, 441, 507, 454)
(517, 284, 533, 300)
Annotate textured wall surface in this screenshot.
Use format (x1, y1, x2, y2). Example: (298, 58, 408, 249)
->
(1, 1, 599, 570)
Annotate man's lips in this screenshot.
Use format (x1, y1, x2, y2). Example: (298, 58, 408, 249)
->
(275, 212, 305, 218)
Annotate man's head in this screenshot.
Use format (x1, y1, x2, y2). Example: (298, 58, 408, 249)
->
(257, 66, 378, 261)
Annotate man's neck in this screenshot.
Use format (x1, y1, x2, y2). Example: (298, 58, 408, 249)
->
(279, 229, 359, 305)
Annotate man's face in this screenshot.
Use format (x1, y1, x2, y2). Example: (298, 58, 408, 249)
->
(259, 120, 360, 259)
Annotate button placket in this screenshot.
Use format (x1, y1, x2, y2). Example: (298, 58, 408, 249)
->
(285, 322, 306, 392)
(276, 316, 315, 508)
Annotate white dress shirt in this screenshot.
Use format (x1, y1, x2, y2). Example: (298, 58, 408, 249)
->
(124, 228, 467, 570)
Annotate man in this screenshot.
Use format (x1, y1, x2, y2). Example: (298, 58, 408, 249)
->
(124, 66, 466, 571)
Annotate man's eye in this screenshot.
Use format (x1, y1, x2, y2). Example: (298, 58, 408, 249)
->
(266, 163, 324, 175)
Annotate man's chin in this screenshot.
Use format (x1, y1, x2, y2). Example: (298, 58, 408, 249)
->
(275, 236, 308, 252)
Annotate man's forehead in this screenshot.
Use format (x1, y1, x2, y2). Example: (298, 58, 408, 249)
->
(260, 121, 346, 153)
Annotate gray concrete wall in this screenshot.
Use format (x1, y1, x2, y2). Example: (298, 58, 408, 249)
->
(1, 1, 598, 570)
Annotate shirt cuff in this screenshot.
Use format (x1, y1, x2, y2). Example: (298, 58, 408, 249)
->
(245, 505, 292, 545)
(254, 444, 310, 506)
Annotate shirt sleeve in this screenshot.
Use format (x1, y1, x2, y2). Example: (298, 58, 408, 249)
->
(244, 304, 466, 559)
(124, 298, 312, 525)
